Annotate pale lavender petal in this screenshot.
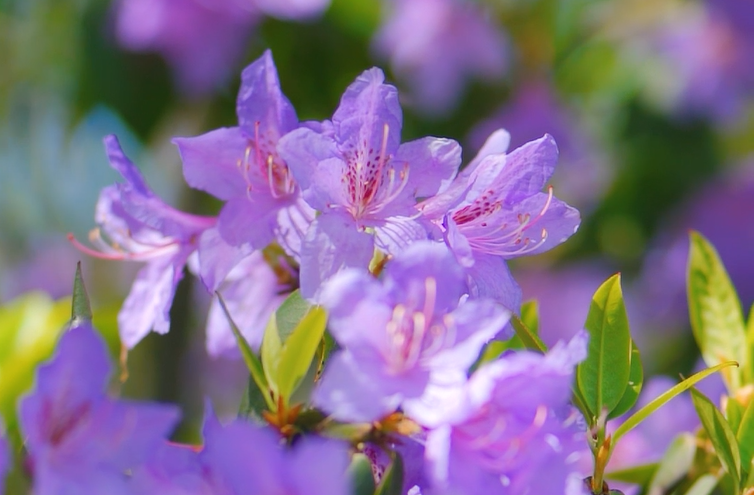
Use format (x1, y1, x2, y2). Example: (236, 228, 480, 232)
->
(395, 137, 461, 198)
(443, 216, 474, 267)
(299, 212, 374, 300)
(103, 134, 151, 196)
(372, 216, 430, 255)
(313, 352, 403, 422)
(488, 134, 558, 204)
(196, 227, 254, 292)
(173, 127, 249, 201)
(465, 254, 522, 312)
(217, 195, 279, 249)
(237, 49, 298, 138)
(118, 253, 185, 347)
(274, 198, 316, 261)
(332, 68, 403, 160)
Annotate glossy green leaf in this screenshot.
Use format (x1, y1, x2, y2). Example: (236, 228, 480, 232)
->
(276, 306, 327, 403)
(261, 312, 283, 399)
(683, 474, 718, 495)
(691, 388, 741, 490)
(727, 398, 745, 436)
(374, 452, 404, 495)
(647, 433, 697, 494)
(687, 231, 747, 390)
(605, 463, 657, 486)
(736, 397, 754, 481)
(70, 262, 92, 326)
(238, 375, 269, 422)
(613, 361, 737, 443)
(275, 289, 311, 343)
(216, 293, 273, 410)
(510, 313, 547, 353)
(577, 274, 632, 418)
(608, 340, 644, 420)
(349, 453, 377, 495)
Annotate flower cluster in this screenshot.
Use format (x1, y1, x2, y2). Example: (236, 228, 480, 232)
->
(59, 50, 588, 494)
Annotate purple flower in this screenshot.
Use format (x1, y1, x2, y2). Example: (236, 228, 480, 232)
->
(422, 333, 588, 495)
(19, 323, 179, 495)
(114, 0, 259, 95)
(278, 69, 461, 298)
(373, 0, 507, 115)
(313, 241, 510, 422)
(174, 50, 315, 261)
(420, 133, 580, 312)
(71, 135, 215, 348)
(0, 436, 8, 495)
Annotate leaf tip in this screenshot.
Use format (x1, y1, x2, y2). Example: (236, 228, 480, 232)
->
(70, 261, 93, 326)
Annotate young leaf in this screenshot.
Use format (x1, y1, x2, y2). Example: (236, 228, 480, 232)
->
(608, 340, 644, 420)
(683, 474, 719, 495)
(736, 396, 754, 481)
(605, 463, 657, 486)
(216, 293, 273, 410)
(690, 388, 741, 490)
(375, 452, 404, 495)
(612, 361, 737, 443)
(510, 313, 547, 353)
(520, 300, 540, 337)
(70, 262, 93, 327)
(577, 274, 632, 418)
(238, 375, 269, 422)
(348, 453, 377, 495)
(646, 433, 697, 495)
(275, 289, 311, 343)
(727, 398, 745, 436)
(276, 306, 327, 404)
(261, 313, 283, 400)
(687, 231, 747, 390)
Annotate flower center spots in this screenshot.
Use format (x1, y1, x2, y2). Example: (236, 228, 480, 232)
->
(341, 123, 409, 219)
(384, 277, 456, 373)
(237, 121, 296, 199)
(452, 186, 555, 257)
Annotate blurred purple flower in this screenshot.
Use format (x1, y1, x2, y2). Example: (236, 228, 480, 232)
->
(420, 133, 580, 312)
(314, 242, 509, 422)
(175, 50, 315, 264)
(114, 0, 331, 95)
(373, 0, 507, 115)
(422, 333, 589, 495)
(278, 68, 461, 298)
(19, 323, 180, 495)
(637, 163, 754, 337)
(115, 0, 258, 95)
(0, 436, 7, 495)
(469, 82, 609, 209)
(656, 5, 754, 123)
(364, 435, 429, 495)
(72, 135, 215, 348)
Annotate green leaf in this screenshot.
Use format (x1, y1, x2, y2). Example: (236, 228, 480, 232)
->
(577, 274, 632, 418)
(276, 306, 328, 404)
(687, 231, 747, 390)
(238, 375, 269, 422)
(520, 300, 539, 336)
(647, 433, 697, 494)
(690, 388, 741, 490)
(261, 313, 283, 400)
(275, 290, 311, 343)
(374, 452, 404, 495)
(736, 396, 754, 481)
(607, 340, 644, 420)
(683, 474, 718, 495)
(510, 313, 547, 353)
(473, 301, 541, 371)
(727, 398, 745, 436)
(216, 293, 273, 411)
(613, 361, 737, 443)
(605, 463, 657, 486)
(348, 453, 377, 495)
(70, 262, 92, 326)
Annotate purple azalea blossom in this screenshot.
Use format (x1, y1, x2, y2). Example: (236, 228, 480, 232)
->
(174, 50, 315, 265)
(19, 323, 180, 495)
(313, 242, 510, 422)
(419, 133, 580, 313)
(71, 135, 215, 348)
(373, 0, 507, 115)
(423, 333, 589, 495)
(278, 69, 462, 298)
(364, 435, 429, 495)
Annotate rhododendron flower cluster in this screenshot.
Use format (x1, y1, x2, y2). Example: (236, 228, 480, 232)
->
(33, 49, 597, 495)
